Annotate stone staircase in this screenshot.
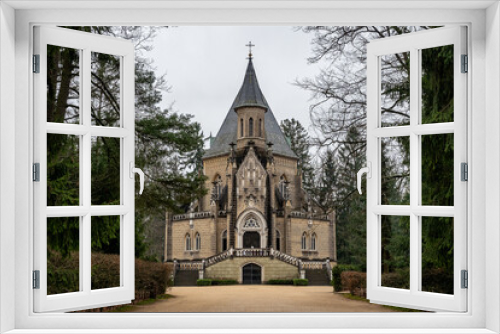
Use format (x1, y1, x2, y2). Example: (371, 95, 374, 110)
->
(174, 270, 199, 286)
(305, 268, 330, 286)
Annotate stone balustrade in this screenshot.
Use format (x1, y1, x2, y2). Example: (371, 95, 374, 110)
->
(172, 211, 212, 221)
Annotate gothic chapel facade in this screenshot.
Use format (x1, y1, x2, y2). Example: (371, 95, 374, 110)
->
(165, 51, 336, 285)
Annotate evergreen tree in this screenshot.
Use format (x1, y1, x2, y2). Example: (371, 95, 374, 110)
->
(280, 118, 314, 189)
(46, 26, 206, 260)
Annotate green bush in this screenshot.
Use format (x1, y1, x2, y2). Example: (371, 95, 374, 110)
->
(267, 279, 294, 285)
(196, 279, 212, 286)
(47, 250, 171, 296)
(381, 268, 410, 290)
(211, 279, 238, 285)
(332, 264, 359, 292)
(293, 278, 309, 286)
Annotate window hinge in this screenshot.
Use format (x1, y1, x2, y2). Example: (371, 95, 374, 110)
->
(461, 162, 468, 181)
(33, 163, 40, 182)
(33, 54, 40, 73)
(461, 54, 468, 73)
(33, 270, 40, 289)
(461, 270, 468, 289)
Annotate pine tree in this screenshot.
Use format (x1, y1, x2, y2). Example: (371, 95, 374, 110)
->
(280, 118, 314, 190)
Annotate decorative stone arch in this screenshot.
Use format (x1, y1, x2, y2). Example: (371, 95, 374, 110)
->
(235, 209, 268, 249)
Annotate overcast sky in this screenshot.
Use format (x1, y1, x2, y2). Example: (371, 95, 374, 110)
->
(145, 26, 323, 142)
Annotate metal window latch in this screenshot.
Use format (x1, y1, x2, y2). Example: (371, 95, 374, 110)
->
(461, 270, 468, 289)
(461, 54, 468, 73)
(33, 54, 40, 73)
(33, 270, 40, 289)
(33, 163, 40, 182)
(129, 162, 145, 195)
(461, 163, 468, 182)
(357, 162, 372, 195)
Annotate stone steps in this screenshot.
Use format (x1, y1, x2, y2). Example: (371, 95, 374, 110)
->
(305, 269, 330, 286)
(174, 270, 199, 287)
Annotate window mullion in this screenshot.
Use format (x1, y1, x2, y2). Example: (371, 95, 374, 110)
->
(409, 47, 420, 295)
(82, 48, 92, 294)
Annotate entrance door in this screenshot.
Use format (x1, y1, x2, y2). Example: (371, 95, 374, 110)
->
(243, 231, 260, 248)
(242, 263, 262, 284)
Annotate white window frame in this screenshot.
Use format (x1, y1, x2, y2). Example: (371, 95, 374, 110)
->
(32, 26, 136, 313)
(1, 1, 499, 333)
(365, 26, 467, 312)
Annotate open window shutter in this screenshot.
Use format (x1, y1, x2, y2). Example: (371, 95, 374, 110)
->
(365, 26, 467, 312)
(33, 26, 136, 312)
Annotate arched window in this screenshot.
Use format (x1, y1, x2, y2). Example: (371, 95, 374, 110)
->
(276, 230, 281, 251)
(222, 230, 227, 251)
(185, 234, 191, 251)
(311, 233, 317, 250)
(301, 232, 307, 250)
(249, 118, 254, 137)
(240, 118, 244, 137)
(195, 232, 201, 250)
(259, 118, 262, 137)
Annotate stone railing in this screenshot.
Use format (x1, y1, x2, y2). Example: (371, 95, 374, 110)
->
(271, 249, 301, 267)
(233, 248, 271, 257)
(289, 211, 329, 221)
(206, 249, 232, 267)
(173, 211, 212, 221)
(178, 261, 203, 271)
(301, 261, 325, 270)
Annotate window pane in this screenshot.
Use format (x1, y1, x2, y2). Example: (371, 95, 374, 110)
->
(91, 52, 121, 127)
(47, 134, 80, 206)
(47, 45, 80, 124)
(91, 137, 120, 205)
(421, 133, 454, 206)
(381, 137, 410, 205)
(47, 217, 80, 295)
(421, 217, 454, 294)
(421, 45, 454, 124)
(91, 216, 121, 290)
(380, 52, 410, 127)
(381, 215, 410, 289)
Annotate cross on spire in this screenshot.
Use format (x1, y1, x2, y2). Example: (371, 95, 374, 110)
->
(246, 41, 255, 59)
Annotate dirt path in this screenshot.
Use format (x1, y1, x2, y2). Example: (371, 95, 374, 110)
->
(127, 286, 395, 313)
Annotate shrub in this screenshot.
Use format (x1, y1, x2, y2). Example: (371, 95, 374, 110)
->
(332, 264, 359, 292)
(381, 269, 410, 290)
(211, 279, 238, 285)
(196, 279, 212, 286)
(340, 271, 366, 297)
(293, 278, 309, 286)
(267, 279, 294, 285)
(47, 250, 171, 297)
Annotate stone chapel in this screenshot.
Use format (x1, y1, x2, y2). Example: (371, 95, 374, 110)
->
(164, 49, 336, 285)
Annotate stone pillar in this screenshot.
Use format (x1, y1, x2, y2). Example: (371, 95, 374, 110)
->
(164, 211, 173, 262)
(198, 269, 204, 280)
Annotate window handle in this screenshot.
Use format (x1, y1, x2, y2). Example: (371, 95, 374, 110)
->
(357, 162, 372, 195)
(129, 162, 145, 195)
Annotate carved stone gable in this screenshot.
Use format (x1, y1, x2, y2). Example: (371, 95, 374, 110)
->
(236, 147, 267, 216)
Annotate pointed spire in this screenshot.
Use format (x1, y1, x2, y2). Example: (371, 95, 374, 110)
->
(233, 58, 268, 112)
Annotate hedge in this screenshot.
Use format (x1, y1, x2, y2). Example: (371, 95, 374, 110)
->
(340, 271, 366, 297)
(212, 279, 238, 285)
(267, 279, 294, 285)
(196, 279, 212, 286)
(293, 278, 309, 286)
(47, 250, 171, 298)
(332, 264, 359, 292)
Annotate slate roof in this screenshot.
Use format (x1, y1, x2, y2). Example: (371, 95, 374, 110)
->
(203, 58, 298, 160)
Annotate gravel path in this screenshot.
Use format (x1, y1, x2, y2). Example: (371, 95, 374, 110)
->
(127, 286, 396, 313)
